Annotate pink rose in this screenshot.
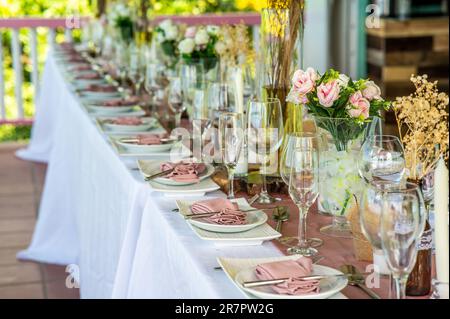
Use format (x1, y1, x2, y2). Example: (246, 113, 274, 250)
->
(292, 67, 318, 95)
(348, 91, 370, 119)
(185, 26, 196, 38)
(317, 80, 340, 107)
(362, 81, 381, 101)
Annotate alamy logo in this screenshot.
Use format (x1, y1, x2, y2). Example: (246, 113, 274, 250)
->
(366, 4, 381, 29)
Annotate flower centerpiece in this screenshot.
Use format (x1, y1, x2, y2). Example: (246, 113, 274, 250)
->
(108, 2, 134, 43)
(287, 68, 391, 237)
(154, 19, 184, 69)
(178, 25, 220, 72)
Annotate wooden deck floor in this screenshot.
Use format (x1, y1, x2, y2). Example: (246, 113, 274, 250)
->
(0, 142, 79, 299)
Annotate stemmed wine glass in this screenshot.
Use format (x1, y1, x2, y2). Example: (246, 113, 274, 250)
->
(219, 112, 244, 199)
(179, 61, 204, 119)
(358, 135, 406, 184)
(128, 44, 145, 96)
(144, 63, 165, 115)
(280, 132, 324, 249)
(114, 42, 130, 97)
(380, 187, 422, 299)
(247, 98, 284, 204)
(167, 77, 185, 128)
(286, 141, 320, 256)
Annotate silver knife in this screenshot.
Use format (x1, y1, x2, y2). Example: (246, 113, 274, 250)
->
(242, 273, 354, 288)
(144, 168, 174, 181)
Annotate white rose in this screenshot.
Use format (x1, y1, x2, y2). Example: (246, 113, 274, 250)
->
(194, 29, 210, 45)
(178, 38, 195, 54)
(206, 25, 220, 35)
(159, 19, 173, 32)
(164, 25, 178, 41)
(214, 41, 226, 55)
(337, 73, 350, 88)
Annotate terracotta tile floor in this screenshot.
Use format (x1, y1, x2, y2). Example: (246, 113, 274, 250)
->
(0, 142, 80, 299)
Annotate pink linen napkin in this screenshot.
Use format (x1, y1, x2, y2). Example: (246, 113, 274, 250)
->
(111, 117, 143, 125)
(160, 161, 206, 183)
(255, 258, 320, 295)
(102, 97, 139, 107)
(76, 72, 101, 80)
(190, 198, 238, 213)
(136, 134, 161, 145)
(190, 198, 246, 225)
(86, 84, 117, 92)
(71, 64, 92, 72)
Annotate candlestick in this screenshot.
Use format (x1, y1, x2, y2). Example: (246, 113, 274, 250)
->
(434, 158, 449, 283)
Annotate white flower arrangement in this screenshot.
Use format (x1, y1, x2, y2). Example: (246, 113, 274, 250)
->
(177, 25, 220, 63)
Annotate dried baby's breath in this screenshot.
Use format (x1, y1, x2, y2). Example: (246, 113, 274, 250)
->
(393, 75, 449, 180)
(215, 23, 253, 67)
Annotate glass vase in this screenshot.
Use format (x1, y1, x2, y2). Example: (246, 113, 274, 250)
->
(314, 116, 377, 238)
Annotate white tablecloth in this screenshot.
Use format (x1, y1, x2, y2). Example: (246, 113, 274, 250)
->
(17, 51, 294, 299)
(16, 55, 61, 163)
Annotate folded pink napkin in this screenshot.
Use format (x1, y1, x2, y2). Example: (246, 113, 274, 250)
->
(86, 84, 116, 92)
(190, 198, 238, 213)
(136, 134, 161, 145)
(111, 117, 143, 125)
(190, 198, 246, 225)
(102, 97, 139, 107)
(255, 258, 320, 295)
(207, 208, 247, 225)
(76, 72, 100, 80)
(71, 64, 92, 72)
(160, 161, 206, 183)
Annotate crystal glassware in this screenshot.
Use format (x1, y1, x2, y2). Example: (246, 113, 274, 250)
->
(247, 97, 284, 204)
(380, 187, 422, 299)
(280, 132, 324, 249)
(167, 77, 185, 128)
(358, 135, 406, 185)
(286, 141, 320, 256)
(219, 112, 244, 199)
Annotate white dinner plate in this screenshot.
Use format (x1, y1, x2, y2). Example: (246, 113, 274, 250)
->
(137, 160, 215, 186)
(81, 89, 121, 99)
(115, 137, 175, 153)
(102, 118, 157, 132)
(234, 264, 348, 299)
(176, 198, 268, 233)
(87, 105, 136, 114)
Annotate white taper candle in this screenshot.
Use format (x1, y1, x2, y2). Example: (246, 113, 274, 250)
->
(434, 158, 449, 283)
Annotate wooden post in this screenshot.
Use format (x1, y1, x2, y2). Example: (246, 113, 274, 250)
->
(97, 0, 107, 18)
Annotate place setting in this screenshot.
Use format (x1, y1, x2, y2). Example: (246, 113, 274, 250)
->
(137, 159, 221, 197)
(174, 197, 281, 246)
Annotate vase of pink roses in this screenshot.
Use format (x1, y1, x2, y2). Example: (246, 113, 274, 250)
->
(287, 68, 390, 237)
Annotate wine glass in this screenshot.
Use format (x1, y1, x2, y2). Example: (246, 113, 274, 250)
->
(381, 188, 421, 299)
(114, 42, 130, 96)
(287, 144, 320, 256)
(247, 98, 284, 204)
(167, 77, 185, 128)
(280, 132, 324, 248)
(358, 135, 406, 185)
(179, 61, 204, 119)
(128, 44, 145, 96)
(219, 112, 244, 199)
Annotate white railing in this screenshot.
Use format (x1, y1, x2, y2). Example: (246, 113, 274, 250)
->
(0, 18, 87, 125)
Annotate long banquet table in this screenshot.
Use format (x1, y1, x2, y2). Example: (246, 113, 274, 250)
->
(16, 49, 391, 299)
